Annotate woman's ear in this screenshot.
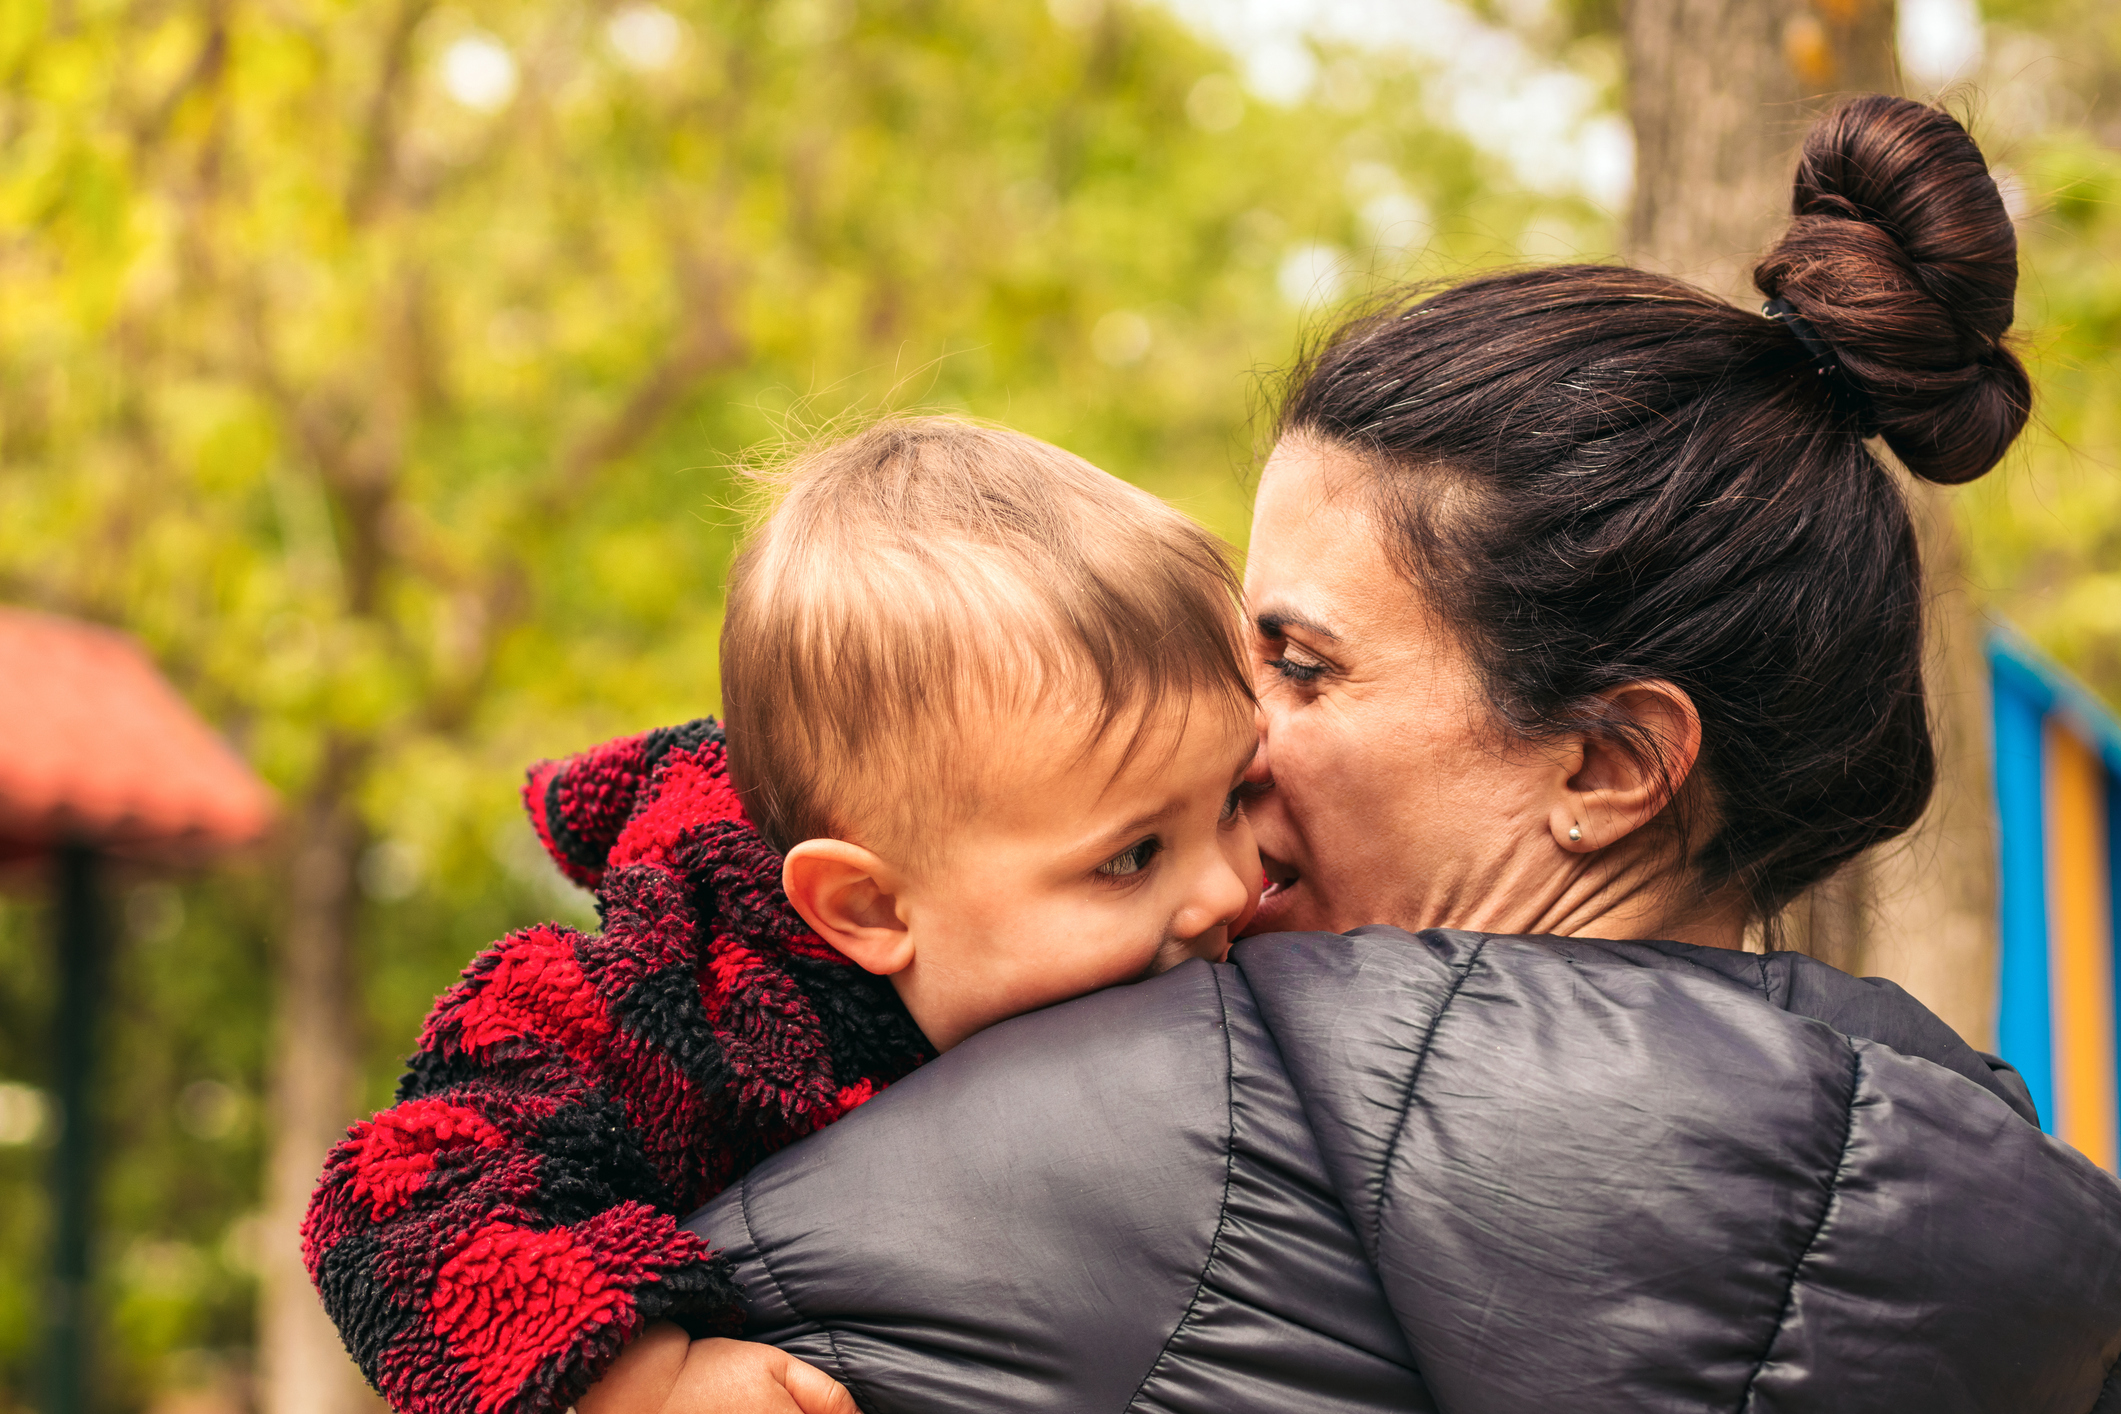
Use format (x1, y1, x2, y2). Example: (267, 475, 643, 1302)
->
(1548, 680, 1703, 852)
(782, 840, 914, 975)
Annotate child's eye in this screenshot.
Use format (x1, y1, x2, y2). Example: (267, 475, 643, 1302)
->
(1097, 837, 1161, 878)
(1220, 787, 1245, 823)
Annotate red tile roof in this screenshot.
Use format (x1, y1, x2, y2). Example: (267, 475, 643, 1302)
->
(0, 607, 275, 859)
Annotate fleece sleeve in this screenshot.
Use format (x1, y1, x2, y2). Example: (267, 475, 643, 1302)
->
(301, 720, 931, 1414)
(301, 921, 748, 1414)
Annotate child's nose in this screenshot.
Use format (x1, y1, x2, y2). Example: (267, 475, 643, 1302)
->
(1176, 853, 1252, 940)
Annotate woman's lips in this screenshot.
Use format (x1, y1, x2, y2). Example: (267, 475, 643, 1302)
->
(1245, 856, 1302, 934)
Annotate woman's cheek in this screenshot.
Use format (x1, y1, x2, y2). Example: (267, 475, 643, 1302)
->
(1271, 723, 1328, 829)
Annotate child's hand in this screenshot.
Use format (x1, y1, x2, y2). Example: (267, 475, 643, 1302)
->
(578, 1323, 857, 1414)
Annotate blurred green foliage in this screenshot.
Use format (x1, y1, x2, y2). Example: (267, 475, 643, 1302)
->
(1964, 123, 2121, 697)
(0, 0, 1611, 1407)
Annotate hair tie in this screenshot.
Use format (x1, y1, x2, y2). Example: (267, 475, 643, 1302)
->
(1763, 298, 1879, 436)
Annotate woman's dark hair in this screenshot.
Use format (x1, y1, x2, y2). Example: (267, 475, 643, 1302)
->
(1277, 95, 2030, 920)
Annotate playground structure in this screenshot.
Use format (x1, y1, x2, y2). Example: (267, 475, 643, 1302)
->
(1992, 625, 2121, 1173)
(0, 608, 274, 1414)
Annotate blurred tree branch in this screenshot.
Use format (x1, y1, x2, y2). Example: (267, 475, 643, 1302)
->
(346, 0, 434, 226)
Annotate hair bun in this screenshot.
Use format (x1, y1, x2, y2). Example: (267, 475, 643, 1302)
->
(1753, 95, 2031, 485)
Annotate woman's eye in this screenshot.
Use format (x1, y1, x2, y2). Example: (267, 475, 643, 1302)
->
(1268, 655, 1326, 685)
(1097, 837, 1161, 878)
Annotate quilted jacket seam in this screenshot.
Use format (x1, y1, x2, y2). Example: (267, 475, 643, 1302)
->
(1123, 965, 1240, 1413)
(1370, 935, 1489, 1265)
(739, 1173, 855, 1391)
(1735, 1042, 1862, 1412)
(2093, 1350, 2121, 1412)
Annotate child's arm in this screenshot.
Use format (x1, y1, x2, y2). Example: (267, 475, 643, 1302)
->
(304, 721, 931, 1414)
(577, 1326, 856, 1414)
(303, 924, 748, 1414)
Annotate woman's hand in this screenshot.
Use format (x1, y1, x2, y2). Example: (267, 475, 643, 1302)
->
(577, 1323, 857, 1414)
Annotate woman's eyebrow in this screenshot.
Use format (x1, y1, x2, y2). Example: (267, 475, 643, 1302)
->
(1255, 608, 1340, 641)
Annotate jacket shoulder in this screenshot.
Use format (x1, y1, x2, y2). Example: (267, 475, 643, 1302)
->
(1233, 927, 2121, 1414)
(682, 959, 1426, 1414)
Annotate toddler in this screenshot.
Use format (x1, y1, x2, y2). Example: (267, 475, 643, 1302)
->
(304, 418, 1261, 1414)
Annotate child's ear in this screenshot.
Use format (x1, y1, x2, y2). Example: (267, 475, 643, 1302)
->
(782, 840, 914, 976)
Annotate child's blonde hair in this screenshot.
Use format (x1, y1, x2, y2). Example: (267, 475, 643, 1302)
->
(721, 416, 1253, 857)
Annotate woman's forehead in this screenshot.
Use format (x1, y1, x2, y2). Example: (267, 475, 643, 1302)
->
(1246, 442, 1407, 637)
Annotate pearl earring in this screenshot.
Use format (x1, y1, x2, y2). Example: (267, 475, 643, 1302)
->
(1567, 824, 1582, 843)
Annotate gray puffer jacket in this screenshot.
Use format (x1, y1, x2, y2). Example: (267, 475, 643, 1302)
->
(681, 928, 2121, 1412)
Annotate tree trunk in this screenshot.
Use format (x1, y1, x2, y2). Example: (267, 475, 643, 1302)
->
(1623, 0, 2001, 1043)
(1858, 479, 2003, 1046)
(1625, 0, 1898, 302)
(258, 741, 377, 1414)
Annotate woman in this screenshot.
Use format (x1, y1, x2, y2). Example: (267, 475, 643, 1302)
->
(648, 96, 2121, 1411)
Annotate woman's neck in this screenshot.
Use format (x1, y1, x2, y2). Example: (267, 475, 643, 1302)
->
(1420, 829, 1749, 950)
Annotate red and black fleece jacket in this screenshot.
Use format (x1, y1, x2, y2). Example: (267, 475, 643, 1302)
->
(302, 719, 933, 1414)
